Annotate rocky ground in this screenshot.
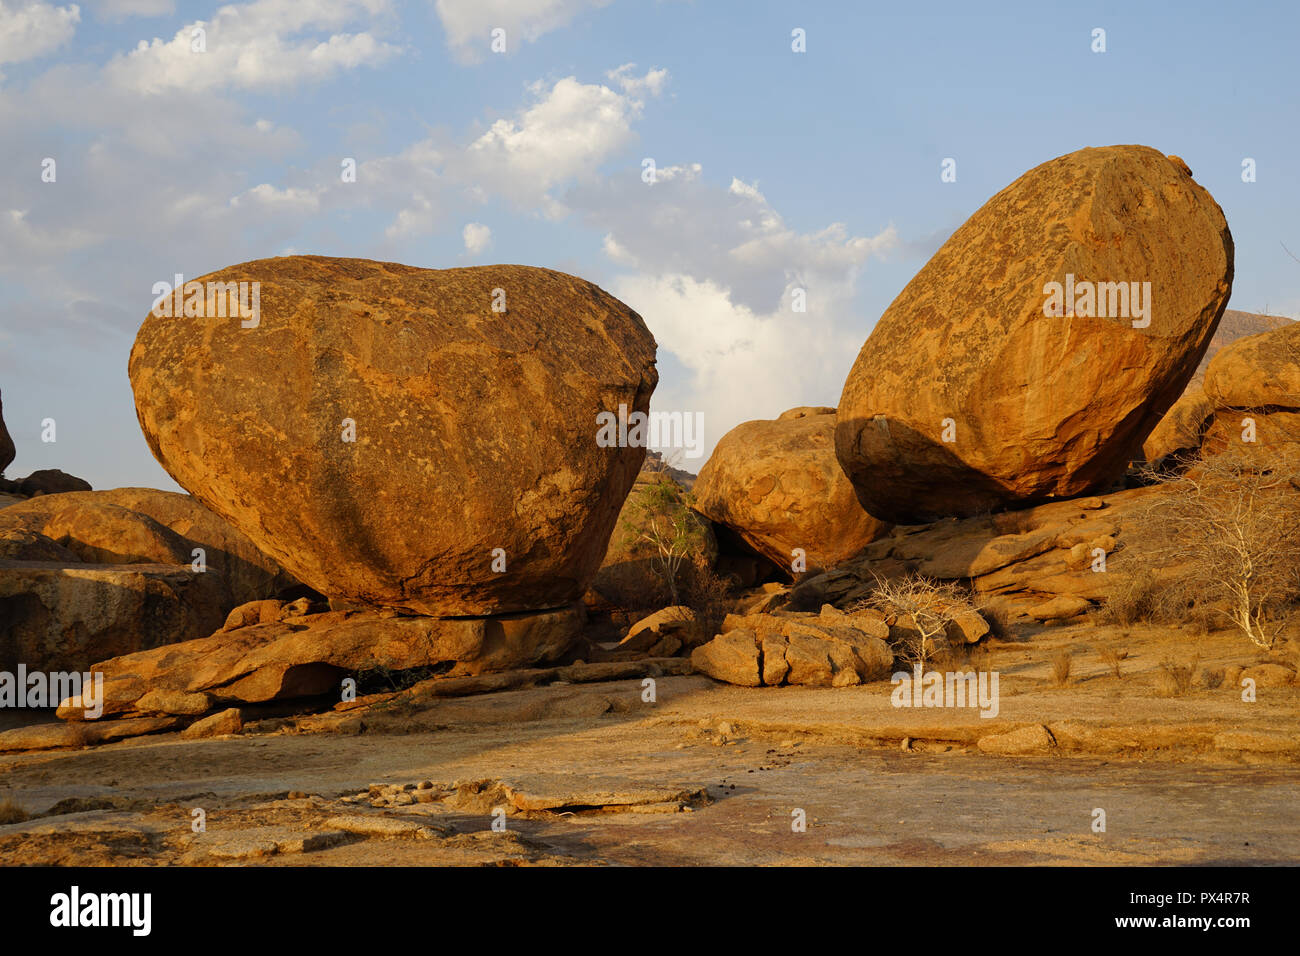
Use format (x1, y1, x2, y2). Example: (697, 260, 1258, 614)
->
(2, 620, 1295, 866)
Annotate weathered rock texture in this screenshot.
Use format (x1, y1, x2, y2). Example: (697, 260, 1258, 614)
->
(837, 146, 1234, 523)
(0, 488, 292, 602)
(691, 605, 894, 687)
(55, 604, 583, 720)
(1143, 310, 1293, 465)
(0, 562, 229, 672)
(788, 489, 1165, 621)
(1202, 320, 1300, 455)
(694, 407, 889, 572)
(129, 256, 657, 615)
(1141, 384, 1215, 467)
(0, 489, 294, 670)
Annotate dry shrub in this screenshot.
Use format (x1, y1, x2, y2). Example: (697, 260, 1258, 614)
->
(617, 475, 712, 608)
(0, 797, 28, 825)
(1097, 643, 1126, 679)
(1199, 667, 1225, 689)
(1050, 649, 1072, 686)
(1098, 571, 1163, 626)
(1155, 656, 1200, 698)
(1126, 448, 1300, 649)
(852, 573, 981, 675)
(683, 554, 734, 639)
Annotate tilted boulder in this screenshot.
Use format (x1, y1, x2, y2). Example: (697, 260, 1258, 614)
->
(694, 407, 889, 572)
(836, 146, 1234, 523)
(129, 256, 657, 615)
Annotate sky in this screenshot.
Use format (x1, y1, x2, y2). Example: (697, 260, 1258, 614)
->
(1, 0, 1298, 491)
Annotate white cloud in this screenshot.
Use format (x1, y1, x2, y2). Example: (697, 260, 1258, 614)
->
(569, 163, 897, 459)
(103, 0, 400, 94)
(607, 62, 667, 101)
(0, 1, 81, 66)
(461, 70, 663, 209)
(229, 183, 322, 213)
(435, 0, 610, 61)
(611, 272, 863, 457)
(462, 221, 491, 253)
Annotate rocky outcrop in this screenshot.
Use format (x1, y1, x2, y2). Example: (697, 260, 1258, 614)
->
(13, 469, 91, 497)
(690, 605, 894, 687)
(0, 562, 229, 672)
(1141, 384, 1214, 467)
(694, 407, 889, 573)
(0, 488, 294, 604)
(0, 488, 296, 670)
(129, 256, 658, 616)
(56, 604, 585, 720)
(789, 488, 1167, 621)
(1202, 320, 1300, 455)
(836, 146, 1234, 523)
(1142, 311, 1295, 466)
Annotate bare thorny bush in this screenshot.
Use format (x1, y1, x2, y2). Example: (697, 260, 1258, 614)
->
(1118, 447, 1300, 650)
(851, 573, 982, 675)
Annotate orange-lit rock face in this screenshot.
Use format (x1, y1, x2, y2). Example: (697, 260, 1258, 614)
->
(694, 407, 889, 572)
(130, 255, 657, 615)
(837, 145, 1233, 523)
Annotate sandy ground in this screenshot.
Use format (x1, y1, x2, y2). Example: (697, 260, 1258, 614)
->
(0, 620, 1297, 866)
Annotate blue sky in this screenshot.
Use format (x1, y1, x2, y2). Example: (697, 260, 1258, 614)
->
(1, 0, 1297, 490)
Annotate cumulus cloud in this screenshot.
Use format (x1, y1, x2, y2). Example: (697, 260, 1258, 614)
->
(462, 71, 661, 208)
(462, 221, 491, 253)
(375, 68, 667, 233)
(0, 1, 81, 66)
(610, 271, 863, 450)
(434, 0, 610, 61)
(568, 163, 897, 458)
(103, 0, 400, 94)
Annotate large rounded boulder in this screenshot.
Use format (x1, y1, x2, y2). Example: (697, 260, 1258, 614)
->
(694, 407, 889, 572)
(129, 256, 658, 615)
(836, 146, 1233, 523)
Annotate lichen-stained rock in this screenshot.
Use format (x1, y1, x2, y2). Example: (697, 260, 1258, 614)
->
(129, 256, 658, 615)
(0, 562, 229, 672)
(693, 407, 889, 572)
(836, 146, 1234, 523)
